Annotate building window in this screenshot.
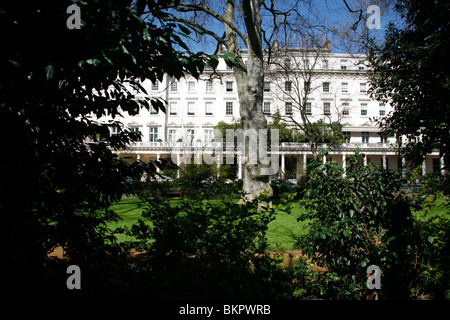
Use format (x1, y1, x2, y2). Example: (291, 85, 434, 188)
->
(362, 132, 369, 143)
(226, 81, 233, 92)
(323, 82, 330, 93)
(304, 81, 311, 93)
(170, 81, 178, 92)
(205, 80, 213, 92)
(188, 81, 196, 92)
(187, 102, 196, 115)
(360, 82, 367, 93)
(151, 81, 159, 91)
(379, 133, 388, 143)
(341, 60, 347, 70)
(150, 105, 158, 114)
(129, 127, 141, 141)
(149, 127, 158, 142)
(323, 102, 331, 115)
(361, 103, 368, 116)
(226, 102, 233, 115)
(322, 59, 328, 69)
(343, 132, 351, 143)
(379, 103, 386, 116)
(263, 102, 271, 113)
(359, 64, 365, 70)
(433, 158, 440, 173)
(341, 82, 348, 93)
(205, 101, 213, 115)
(187, 129, 195, 143)
(305, 102, 312, 115)
(303, 59, 310, 69)
(169, 101, 177, 115)
(342, 103, 349, 115)
(264, 82, 271, 92)
(111, 125, 121, 135)
(284, 102, 292, 115)
(284, 58, 291, 69)
(285, 81, 292, 92)
(168, 129, 176, 142)
(204, 129, 214, 142)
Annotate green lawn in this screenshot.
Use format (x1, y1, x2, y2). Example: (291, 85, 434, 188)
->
(109, 197, 449, 250)
(108, 197, 309, 250)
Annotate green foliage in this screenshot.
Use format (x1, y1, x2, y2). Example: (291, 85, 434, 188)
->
(0, 0, 208, 294)
(268, 112, 300, 143)
(296, 150, 412, 299)
(368, 0, 450, 161)
(214, 120, 242, 141)
(407, 170, 450, 299)
(121, 191, 294, 299)
(408, 213, 450, 299)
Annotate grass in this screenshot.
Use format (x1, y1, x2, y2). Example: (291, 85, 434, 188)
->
(108, 197, 310, 250)
(109, 196, 449, 250)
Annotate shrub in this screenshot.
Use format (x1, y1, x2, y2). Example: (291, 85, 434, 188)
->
(122, 189, 295, 299)
(296, 150, 413, 299)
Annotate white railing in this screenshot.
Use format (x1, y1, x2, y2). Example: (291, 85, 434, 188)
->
(125, 141, 395, 151)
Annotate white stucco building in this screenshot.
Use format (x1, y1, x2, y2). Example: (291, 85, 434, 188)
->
(97, 42, 444, 180)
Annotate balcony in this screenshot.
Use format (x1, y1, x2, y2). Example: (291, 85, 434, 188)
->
(117, 141, 396, 154)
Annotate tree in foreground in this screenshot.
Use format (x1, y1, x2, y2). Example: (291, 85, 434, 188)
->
(0, 0, 207, 293)
(368, 0, 450, 168)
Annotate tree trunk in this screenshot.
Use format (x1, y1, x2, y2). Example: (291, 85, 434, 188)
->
(223, 0, 272, 201)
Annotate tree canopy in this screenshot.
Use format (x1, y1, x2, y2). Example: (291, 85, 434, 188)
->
(0, 0, 207, 292)
(368, 0, 450, 167)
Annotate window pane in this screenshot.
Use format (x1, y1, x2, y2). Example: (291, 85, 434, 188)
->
(188, 81, 196, 92)
(149, 127, 158, 142)
(285, 102, 293, 115)
(342, 103, 349, 115)
(188, 102, 195, 115)
(206, 81, 213, 92)
(168, 129, 176, 142)
(226, 102, 233, 115)
(285, 81, 292, 91)
(170, 101, 177, 115)
(360, 82, 367, 93)
(226, 81, 233, 92)
(305, 102, 312, 115)
(361, 103, 367, 116)
(205, 101, 213, 115)
(323, 102, 331, 115)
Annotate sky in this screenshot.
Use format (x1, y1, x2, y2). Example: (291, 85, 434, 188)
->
(168, 0, 405, 55)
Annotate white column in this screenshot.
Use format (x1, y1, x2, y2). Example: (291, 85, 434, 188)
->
(237, 153, 242, 180)
(176, 153, 180, 178)
(382, 153, 387, 170)
(422, 158, 427, 176)
(281, 154, 285, 179)
(342, 154, 346, 177)
(137, 153, 141, 161)
(296, 156, 301, 180)
(156, 153, 161, 173)
(440, 156, 445, 175)
(322, 154, 326, 164)
(303, 153, 307, 173)
(216, 153, 221, 178)
(363, 154, 367, 166)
